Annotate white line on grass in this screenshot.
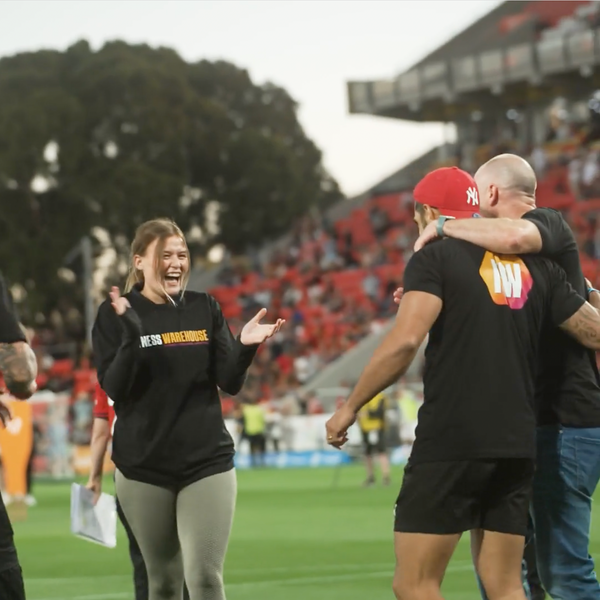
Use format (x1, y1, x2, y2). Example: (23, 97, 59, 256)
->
(229, 563, 475, 590)
(30, 562, 476, 600)
(27, 561, 473, 585)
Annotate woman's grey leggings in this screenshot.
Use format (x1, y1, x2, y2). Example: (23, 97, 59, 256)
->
(115, 469, 237, 600)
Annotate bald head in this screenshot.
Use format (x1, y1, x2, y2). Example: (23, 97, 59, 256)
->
(475, 154, 537, 197)
(474, 154, 537, 218)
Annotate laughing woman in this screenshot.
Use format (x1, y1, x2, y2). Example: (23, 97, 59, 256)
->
(92, 218, 284, 600)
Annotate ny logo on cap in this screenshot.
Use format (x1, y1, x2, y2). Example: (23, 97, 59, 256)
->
(467, 187, 479, 206)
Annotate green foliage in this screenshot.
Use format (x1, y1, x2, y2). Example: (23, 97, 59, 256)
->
(0, 40, 342, 319)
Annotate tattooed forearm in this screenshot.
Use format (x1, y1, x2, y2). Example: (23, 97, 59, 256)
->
(0, 342, 38, 399)
(561, 303, 600, 350)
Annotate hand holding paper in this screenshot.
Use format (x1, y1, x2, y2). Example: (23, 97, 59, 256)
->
(70, 483, 117, 548)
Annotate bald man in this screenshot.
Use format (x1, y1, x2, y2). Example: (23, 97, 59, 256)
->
(414, 153, 600, 600)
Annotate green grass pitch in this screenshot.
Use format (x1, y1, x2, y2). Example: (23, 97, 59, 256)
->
(16, 464, 600, 599)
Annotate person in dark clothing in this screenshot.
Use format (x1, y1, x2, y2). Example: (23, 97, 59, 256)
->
(414, 154, 600, 599)
(87, 382, 181, 600)
(92, 218, 283, 600)
(241, 399, 267, 468)
(0, 274, 38, 600)
(327, 167, 600, 600)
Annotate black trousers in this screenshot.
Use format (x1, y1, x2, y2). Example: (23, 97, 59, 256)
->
(116, 494, 190, 600)
(0, 495, 25, 600)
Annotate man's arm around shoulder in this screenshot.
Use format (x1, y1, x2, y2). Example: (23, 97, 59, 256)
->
(440, 217, 542, 255)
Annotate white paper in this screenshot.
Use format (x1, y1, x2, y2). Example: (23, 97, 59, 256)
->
(70, 483, 117, 548)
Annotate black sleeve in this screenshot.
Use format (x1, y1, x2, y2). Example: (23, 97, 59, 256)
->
(546, 262, 587, 326)
(0, 275, 25, 344)
(92, 299, 143, 405)
(403, 243, 444, 299)
(522, 208, 572, 258)
(209, 295, 259, 395)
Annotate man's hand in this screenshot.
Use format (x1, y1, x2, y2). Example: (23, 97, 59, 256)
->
(325, 405, 356, 449)
(9, 380, 37, 400)
(85, 475, 102, 505)
(414, 221, 441, 252)
(585, 278, 600, 310)
(393, 287, 404, 305)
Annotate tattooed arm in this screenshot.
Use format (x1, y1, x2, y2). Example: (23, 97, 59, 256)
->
(559, 303, 600, 350)
(0, 341, 38, 399)
(0, 274, 37, 399)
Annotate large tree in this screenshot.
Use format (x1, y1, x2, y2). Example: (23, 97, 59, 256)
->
(0, 40, 341, 321)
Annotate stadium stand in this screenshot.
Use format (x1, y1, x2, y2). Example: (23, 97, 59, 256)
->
(203, 0, 600, 414)
(20, 0, 600, 462)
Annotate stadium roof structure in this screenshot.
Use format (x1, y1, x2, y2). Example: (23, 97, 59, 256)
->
(348, 0, 600, 123)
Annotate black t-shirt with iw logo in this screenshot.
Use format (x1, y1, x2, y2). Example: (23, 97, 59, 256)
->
(92, 285, 258, 487)
(403, 238, 584, 464)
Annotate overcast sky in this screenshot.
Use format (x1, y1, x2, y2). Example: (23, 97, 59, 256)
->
(1, 0, 501, 197)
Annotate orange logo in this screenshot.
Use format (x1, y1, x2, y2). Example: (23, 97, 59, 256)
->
(479, 251, 533, 309)
(139, 329, 209, 348)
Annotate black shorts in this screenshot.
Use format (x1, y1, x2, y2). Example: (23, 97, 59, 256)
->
(247, 434, 266, 451)
(394, 458, 534, 536)
(361, 429, 386, 455)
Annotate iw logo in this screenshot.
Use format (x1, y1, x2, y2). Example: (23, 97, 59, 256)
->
(479, 251, 533, 309)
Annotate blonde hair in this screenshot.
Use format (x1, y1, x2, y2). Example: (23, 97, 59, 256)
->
(124, 218, 191, 301)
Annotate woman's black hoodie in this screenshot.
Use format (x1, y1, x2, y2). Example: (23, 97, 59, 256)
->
(92, 285, 258, 487)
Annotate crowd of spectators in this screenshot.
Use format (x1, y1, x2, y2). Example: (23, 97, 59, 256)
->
(213, 202, 418, 415)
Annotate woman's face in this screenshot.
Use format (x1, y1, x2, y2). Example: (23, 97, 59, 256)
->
(135, 235, 189, 298)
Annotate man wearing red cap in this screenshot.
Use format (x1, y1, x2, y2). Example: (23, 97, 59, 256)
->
(325, 166, 600, 600)
(413, 154, 600, 600)
(412, 165, 482, 226)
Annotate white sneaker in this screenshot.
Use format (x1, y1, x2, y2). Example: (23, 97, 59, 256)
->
(25, 495, 37, 507)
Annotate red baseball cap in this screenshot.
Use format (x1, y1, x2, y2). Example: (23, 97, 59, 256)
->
(414, 166, 480, 219)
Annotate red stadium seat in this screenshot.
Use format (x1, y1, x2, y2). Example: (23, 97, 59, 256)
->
(571, 199, 600, 216)
(48, 358, 75, 379)
(210, 286, 239, 305)
(222, 303, 242, 319)
(375, 263, 403, 282)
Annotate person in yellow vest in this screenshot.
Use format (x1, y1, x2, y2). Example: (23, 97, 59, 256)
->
(397, 387, 420, 445)
(358, 391, 391, 487)
(0, 274, 38, 600)
(242, 399, 267, 468)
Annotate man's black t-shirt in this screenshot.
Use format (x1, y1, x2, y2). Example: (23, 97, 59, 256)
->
(403, 239, 584, 464)
(521, 207, 600, 427)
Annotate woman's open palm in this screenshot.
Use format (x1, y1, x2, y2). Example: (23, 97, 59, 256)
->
(240, 309, 285, 345)
(109, 287, 131, 316)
